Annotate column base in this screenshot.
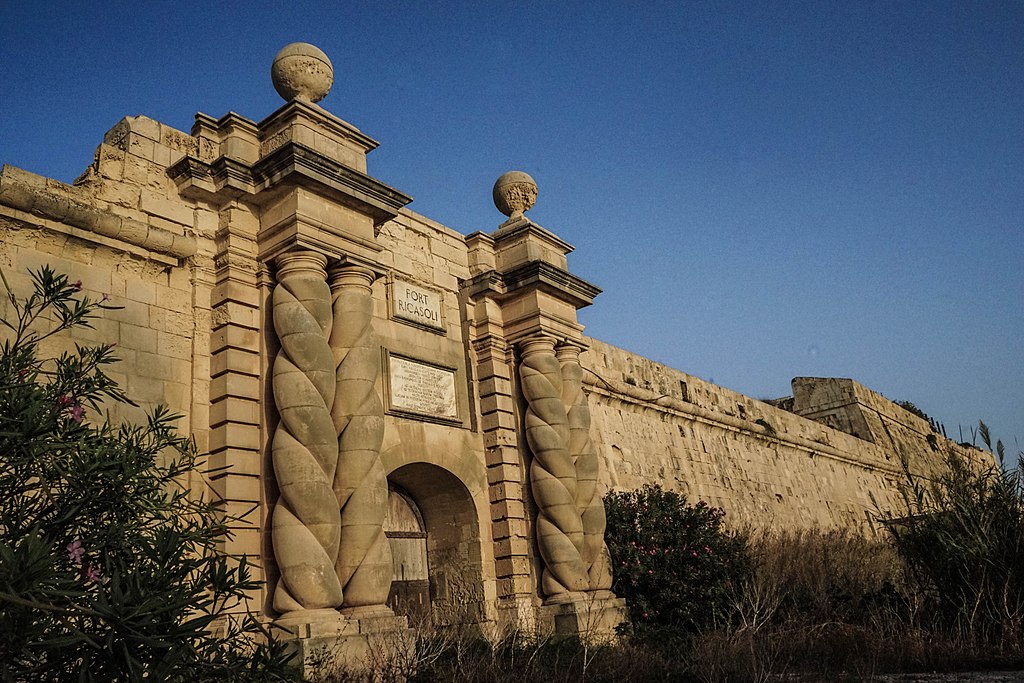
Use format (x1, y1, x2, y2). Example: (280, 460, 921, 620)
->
(536, 592, 628, 644)
(275, 609, 413, 679)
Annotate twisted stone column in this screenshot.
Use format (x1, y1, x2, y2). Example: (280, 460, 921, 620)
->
(557, 343, 613, 592)
(328, 264, 392, 610)
(520, 336, 588, 599)
(270, 251, 344, 613)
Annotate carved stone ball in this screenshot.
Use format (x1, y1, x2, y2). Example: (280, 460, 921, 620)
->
(271, 43, 334, 103)
(492, 171, 538, 219)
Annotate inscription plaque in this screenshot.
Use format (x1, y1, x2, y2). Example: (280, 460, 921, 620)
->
(392, 280, 444, 332)
(388, 355, 458, 420)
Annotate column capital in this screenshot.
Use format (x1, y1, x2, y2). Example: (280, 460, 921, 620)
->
(555, 339, 588, 362)
(327, 261, 379, 293)
(518, 334, 557, 359)
(274, 249, 328, 279)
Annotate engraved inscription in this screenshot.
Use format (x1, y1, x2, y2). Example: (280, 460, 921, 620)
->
(389, 356, 457, 420)
(392, 280, 444, 331)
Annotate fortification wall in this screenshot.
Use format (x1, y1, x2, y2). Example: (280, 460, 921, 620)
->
(0, 144, 212, 498)
(581, 338, 982, 531)
(0, 89, 987, 640)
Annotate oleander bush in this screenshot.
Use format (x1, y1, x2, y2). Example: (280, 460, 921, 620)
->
(604, 484, 749, 645)
(0, 267, 298, 682)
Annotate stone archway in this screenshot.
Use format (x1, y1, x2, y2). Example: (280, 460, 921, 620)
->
(386, 462, 486, 627)
(384, 484, 429, 621)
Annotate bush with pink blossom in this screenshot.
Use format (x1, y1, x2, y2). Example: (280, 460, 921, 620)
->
(604, 484, 749, 645)
(0, 267, 297, 681)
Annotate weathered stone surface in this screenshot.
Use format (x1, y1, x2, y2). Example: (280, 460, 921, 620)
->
(271, 42, 334, 103)
(0, 40, 983, 651)
(493, 170, 538, 219)
(270, 251, 343, 613)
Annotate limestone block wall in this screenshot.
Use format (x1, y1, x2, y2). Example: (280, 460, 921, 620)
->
(791, 377, 953, 478)
(0, 113, 262, 590)
(581, 338, 983, 531)
(1, 93, 990, 637)
(0, 147, 211, 496)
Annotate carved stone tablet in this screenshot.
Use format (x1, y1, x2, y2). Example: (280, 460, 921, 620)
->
(391, 280, 444, 332)
(387, 355, 458, 421)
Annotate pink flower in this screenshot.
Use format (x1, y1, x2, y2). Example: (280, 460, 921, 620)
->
(70, 405, 84, 423)
(101, 293, 110, 302)
(66, 540, 84, 564)
(84, 564, 101, 583)
(56, 394, 73, 407)
(72, 280, 82, 291)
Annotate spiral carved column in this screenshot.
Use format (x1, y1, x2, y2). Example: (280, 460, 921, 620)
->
(270, 251, 344, 613)
(557, 342, 613, 592)
(520, 336, 588, 600)
(328, 263, 392, 611)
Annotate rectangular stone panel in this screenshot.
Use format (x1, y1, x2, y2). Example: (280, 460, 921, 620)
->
(384, 352, 459, 423)
(389, 278, 445, 332)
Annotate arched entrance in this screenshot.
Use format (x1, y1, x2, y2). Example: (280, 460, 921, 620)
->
(384, 484, 429, 621)
(385, 462, 486, 627)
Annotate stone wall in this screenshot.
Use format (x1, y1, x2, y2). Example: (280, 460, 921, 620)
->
(582, 338, 985, 531)
(0, 155, 210, 494)
(0, 52, 988, 649)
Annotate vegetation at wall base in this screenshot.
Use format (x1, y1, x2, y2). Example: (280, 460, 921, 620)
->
(0, 267, 298, 681)
(882, 430, 1024, 652)
(603, 484, 749, 648)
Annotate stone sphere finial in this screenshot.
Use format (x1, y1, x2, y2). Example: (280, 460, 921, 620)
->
(271, 43, 334, 103)
(493, 171, 538, 219)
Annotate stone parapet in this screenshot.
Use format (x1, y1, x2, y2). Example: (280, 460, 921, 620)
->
(0, 165, 197, 259)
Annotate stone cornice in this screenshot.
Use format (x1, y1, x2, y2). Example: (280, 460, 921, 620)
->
(500, 261, 601, 310)
(252, 142, 411, 224)
(460, 270, 507, 299)
(257, 100, 379, 155)
(491, 217, 575, 255)
(461, 262, 600, 310)
(169, 141, 412, 226)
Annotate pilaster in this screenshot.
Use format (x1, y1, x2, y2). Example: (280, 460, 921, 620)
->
(208, 202, 264, 587)
(464, 233, 537, 631)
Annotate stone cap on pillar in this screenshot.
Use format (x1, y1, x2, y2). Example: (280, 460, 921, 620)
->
(167, 42, 413, 266)
(461, 171, 601, 345)
(490, 216, 574, 272)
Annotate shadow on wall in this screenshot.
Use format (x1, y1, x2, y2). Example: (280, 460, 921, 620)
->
(386, 462, 486, 627)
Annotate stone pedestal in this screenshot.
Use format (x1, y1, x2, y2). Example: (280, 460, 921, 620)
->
(536, 593, 628, 644)
(277, 610, 414, 679)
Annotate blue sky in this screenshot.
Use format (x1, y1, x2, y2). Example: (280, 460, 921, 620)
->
(2, 1, 1021, 457)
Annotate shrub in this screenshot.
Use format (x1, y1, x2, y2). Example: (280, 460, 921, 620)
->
(883, 428, 1024, 647)
(604, 484, 749, 642)
(0, 267, 298, 681)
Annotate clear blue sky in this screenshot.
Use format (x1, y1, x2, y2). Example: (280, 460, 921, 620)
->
(2, 1, 1021, 458)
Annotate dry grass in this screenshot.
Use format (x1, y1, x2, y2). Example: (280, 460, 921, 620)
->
(689, 529, 1024, 682)
(314, 530, 1024, 682)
